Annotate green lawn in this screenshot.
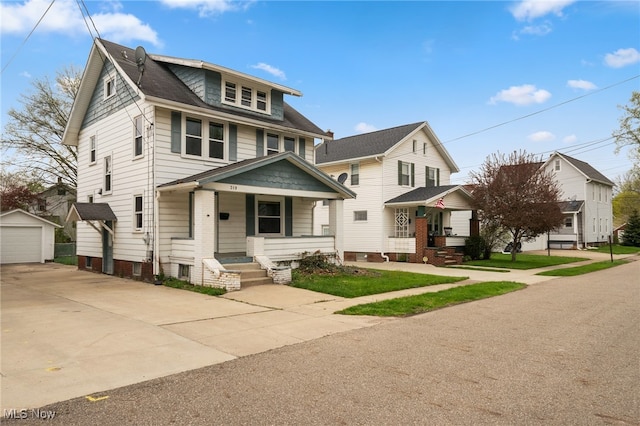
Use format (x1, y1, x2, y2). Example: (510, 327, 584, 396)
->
(163, 278, 226, 296)
(464, 253, 587, 270)
(536, 260, 629, 276)
(593, 244, 640, 255)
(54, 256, 77, 266)
(291, 268, 468, 298)
(337, 281, 526, 317)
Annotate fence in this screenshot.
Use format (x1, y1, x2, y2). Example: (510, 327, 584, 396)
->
(54, 243, 76, 258)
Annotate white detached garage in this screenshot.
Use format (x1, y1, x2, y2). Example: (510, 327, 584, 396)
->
(0, 209, 61, 264)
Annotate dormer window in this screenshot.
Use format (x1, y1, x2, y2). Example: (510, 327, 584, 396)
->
(222, 79, 270, 114)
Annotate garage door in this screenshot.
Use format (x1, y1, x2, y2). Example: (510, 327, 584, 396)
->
(1, 227, 42, 264)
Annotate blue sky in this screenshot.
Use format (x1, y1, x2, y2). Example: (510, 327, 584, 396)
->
(2, 0, 639, 185)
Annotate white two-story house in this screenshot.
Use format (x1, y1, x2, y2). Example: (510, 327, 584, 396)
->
(537, 152, 614, 249)
(314, 122, 475, 265)
(63, 39, 354, 289)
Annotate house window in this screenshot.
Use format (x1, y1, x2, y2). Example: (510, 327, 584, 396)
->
(593, 218, 596, 232)
(427, 167, 439, 187)
(104, 155, 112, 193)
(185, 117, 202, 156)
(564, 217, 573, 228)
(208, 122, 224, 159)
(88, 195, 94, 203)
(179, 264, 190, 280)
(38, 200, 46, 211)
(412, 140, 417, 153)
(224, 82, 236, 103)
(57, 188, 66, 196)
(134, 195, 143, 231)
(90, 136, 96, 164)
(598, 185, 602, 202)
(104, 75, 116, 99)
(322, 199, 329, 206)
(395, 208, 409, 238)
(354, 211, 368, 221)
(554, 159, 561, 171)
(241, 86, 252, 107)
(257, 91, 267, 111)
(423, 143, 427, 156)
(132, 262, 142, 277)
(257, 198, 282, 234)
(350, 163, 360, 186)
(399, 162, 411, 186)
(86, 256, 92, 269)
(321, 225, 330, 236)
(267, 133, 279, 155)
(134, 116, 143, 157)
(284, 136, 296, 152)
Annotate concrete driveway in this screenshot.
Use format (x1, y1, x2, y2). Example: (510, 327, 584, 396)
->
(1, 249, 634, 411)
(0, 263, 384, 410)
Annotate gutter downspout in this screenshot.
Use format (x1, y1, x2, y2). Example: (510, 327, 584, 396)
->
(376, 156, 389, 262)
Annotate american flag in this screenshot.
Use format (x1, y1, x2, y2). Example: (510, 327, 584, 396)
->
(435, 198, 445, 209)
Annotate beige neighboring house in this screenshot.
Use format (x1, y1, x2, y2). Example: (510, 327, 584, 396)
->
(0, 209, 61, 264)
(29, 177, 77, 241)
(63, 39, 354, 289)
(314, 122, 476, 266)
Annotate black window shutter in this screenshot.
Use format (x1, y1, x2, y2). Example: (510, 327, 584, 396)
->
(398, 161, 402, 185)
(171, 111, 181, 153)
(285, 197, 293, 236)
(229, 124, 237, 161)
(256, 129, 264, 157)
(246, 194, 255, 236)
(411, 163, 415, 187)
(298, 137, 306, 159)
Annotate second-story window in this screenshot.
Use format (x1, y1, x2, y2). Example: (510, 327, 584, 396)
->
(267, 133, 279, 155)
(225, 82, 236, 103)
(257, 91, 267, 111)
(186, 118, 202, 156)
(350, 163, 360, 185)
(399, 161, 413, 186)
(427, 167, 440, 187)
(134, 116, 143, 157)
(90, 136, 96, 164)
(223, 79, 270, 114)
(241, 86, 252, 107)
(284, 136, 295, 152)
(104, 155, 112, 193)
(209, 122, 224, 159)
(134, 195, 143, 231)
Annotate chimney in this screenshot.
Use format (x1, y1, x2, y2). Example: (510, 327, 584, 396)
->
(325, 129, 334, 139)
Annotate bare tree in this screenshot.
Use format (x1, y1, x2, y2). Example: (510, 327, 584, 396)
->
(470, 150, 564, 261)
(613, 91, 640, 166)
(1, 66, 81, 188)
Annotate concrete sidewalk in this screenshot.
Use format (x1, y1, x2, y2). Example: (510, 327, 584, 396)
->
(1, 249, 636, 411)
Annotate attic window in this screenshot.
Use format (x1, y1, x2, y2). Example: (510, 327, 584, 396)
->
(554, 159, 561, 171)
(104, 75, 116, 99)
(222, 79, 270, 114)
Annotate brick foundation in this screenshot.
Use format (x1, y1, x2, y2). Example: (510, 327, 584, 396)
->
(77, 256, 154, 282)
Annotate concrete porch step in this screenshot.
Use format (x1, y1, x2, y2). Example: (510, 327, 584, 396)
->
(230, 262, 274, 287)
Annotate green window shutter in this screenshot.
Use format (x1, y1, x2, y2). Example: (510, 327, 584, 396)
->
(426, 167, 430, 187)
(171, 111, 181, 153)
(229, 124, 237, 161)
(298, 138, 306, 159)
(398, 161, 402, 185)
(411, 163, 415, 187)
(285, 197, 293, 237)
(256, 129, 264, 157)
(246, 194, 255, 236)
(436, 168, 440, 186)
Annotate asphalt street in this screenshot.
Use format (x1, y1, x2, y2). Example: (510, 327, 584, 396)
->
(4, 258, 638, 425)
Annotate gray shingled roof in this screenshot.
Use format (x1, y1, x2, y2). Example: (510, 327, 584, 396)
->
(555, 153, 614, 186)
(558, 200, 584, 213)
(386, 185, 459, 204)
(316, 122, 425, 164)
(69, 203, 117, 221)
(99, 39, 326, 136)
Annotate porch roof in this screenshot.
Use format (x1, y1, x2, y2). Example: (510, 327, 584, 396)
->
(559, 200, 584, 213)
(66, 203, 117, 222)
(385, 185, 473, 210)
(157, 151, 356, 199)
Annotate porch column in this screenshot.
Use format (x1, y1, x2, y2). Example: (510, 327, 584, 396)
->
(470, 210, 480, 237)
(193, 190, 216, 285)
(329, 199, 344, 264)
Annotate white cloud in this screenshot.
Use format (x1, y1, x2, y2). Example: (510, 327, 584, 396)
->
(519, 22, 553, 36)
(251, 63, 286, 80)
(488, 84, 552, 106)
(510, 0, 576, 21)
(19, 71, 32, 78)
(160, 0, 253, 17)
(528, 131, 555, 142)
(355, 122, 377, 133)
(604, 48, 640, 68)
(563, 134, 578, 144)
(567, 79, 597, 90)
(0, 0, 160, 46)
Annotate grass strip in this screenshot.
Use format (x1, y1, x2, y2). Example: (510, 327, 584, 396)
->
(291, 269, 468, 298)
(163, 278, 226, 296)
(337, 281, 526, 317)
(593, 245, 640, 255)
(536, 260, 629, 276)
(446, 266, 510, 273)
(464, 253, 587, 270)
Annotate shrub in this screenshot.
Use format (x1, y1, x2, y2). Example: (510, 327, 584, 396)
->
(464, 235, 486, 260)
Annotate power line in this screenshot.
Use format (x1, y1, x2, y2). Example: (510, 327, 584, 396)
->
(1, 0, 57, 75)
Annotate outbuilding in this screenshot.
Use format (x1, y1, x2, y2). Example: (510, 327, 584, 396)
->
(0, 209, 61, 264)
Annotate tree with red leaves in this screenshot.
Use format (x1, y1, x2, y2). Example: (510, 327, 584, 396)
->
(470, 150, 564, 261)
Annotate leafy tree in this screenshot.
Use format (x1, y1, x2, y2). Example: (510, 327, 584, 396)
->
(1, 66, 81, 188)
(621, 209, 640, 247)
(0, 172, 42, 211)
(469, 150, 564, 261)
(613, 168, 640, 226)
(612, 91, 640, 166)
